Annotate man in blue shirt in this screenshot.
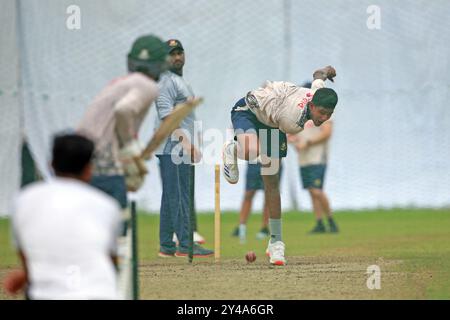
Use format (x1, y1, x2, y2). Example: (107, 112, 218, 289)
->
(155, 39, 213, 258)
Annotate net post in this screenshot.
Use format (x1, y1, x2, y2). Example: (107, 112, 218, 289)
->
(130, 200, 139, 300)
(188, 165, 195, 263)
(214, 164, 221, 263)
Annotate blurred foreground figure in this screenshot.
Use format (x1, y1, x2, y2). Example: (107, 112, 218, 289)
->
(4, 134, 122, 299)
(78, 34, 168, 207)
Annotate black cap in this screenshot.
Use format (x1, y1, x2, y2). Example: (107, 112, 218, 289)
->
(311, 88, 338, 110)
(167, 39, 184, 53)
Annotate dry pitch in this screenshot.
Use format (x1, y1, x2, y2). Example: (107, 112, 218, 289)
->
(140, 256, 426, 300)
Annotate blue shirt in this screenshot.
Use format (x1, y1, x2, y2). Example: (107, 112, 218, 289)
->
(154, 71, 197, 155)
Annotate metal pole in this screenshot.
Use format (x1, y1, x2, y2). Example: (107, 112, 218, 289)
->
(188, 165, 195, 263)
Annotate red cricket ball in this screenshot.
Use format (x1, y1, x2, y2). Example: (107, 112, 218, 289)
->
(245, 251, 256, 263)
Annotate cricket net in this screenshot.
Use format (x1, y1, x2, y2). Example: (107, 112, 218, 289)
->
(1, 0, 450, 217)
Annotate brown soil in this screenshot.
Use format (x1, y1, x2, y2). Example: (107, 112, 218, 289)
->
(0, 255, 429, 300)
(139, 256, 427, 300)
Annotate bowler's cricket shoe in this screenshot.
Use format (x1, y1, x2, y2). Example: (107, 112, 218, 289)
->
(222, 141, 239, 184)
(267, 241, 287, 266)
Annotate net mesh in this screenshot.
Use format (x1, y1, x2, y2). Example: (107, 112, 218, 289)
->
(1, 0, 450, 216)
(0, 0, 22, 215)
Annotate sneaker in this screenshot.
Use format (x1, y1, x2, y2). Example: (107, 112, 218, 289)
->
(193, 231, 206, 244)
(267, 241, 286, 266)
(256, 227, 270, 240)
(222, 141, 239, 184)
(309, 220, 326, 234)
(173, 232, 206, 245)
(158, 250, 176, 258)
(175, 244, 214, 258)
(328, 218, 339, 233)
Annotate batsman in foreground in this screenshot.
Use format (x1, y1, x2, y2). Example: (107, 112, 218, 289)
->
(77, 34, 166, 204)
(222, 66, 338, 266)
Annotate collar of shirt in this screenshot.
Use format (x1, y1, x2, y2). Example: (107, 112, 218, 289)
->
(296, 104, 311, 129)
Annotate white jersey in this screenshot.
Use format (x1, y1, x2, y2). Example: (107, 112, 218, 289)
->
(296, 120, 331, 166)
(12, 178, 122, 300)
(77, 72, 159, 176)
(248, 79, 325, 134)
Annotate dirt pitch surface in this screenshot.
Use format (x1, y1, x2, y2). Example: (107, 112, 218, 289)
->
(140, 255, 427, 300)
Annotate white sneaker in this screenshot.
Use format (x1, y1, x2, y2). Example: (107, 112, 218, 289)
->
(222, 141, 239, 184)
(267, 240, 287, 266)
(174, 232, 206, 245)
(193, 231, 206, 244)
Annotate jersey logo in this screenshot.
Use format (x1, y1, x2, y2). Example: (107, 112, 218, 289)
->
(245, 92, 260, 109)
(297, 92, 313, 110)
(138, 49, 150, 60)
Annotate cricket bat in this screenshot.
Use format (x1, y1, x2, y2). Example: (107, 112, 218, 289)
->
(141, 97, 204, 160)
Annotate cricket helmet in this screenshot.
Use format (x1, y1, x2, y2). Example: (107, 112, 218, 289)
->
(127, 34, 169, 80)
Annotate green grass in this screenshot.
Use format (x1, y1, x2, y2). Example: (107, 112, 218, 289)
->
(0, 218, 17, 267)
(2, 209, 450, 299)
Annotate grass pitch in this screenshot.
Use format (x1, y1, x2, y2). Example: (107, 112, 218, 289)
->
(1, 209, 450, 299)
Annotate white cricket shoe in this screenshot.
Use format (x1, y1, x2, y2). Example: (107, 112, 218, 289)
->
(267, 240, 287, 266)
(222, 141, 239, 184)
